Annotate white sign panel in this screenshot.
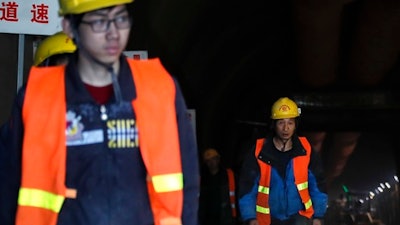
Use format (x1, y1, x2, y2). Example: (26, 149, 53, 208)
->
(0, 0, 62, 35)
(123, 50, 148, 60)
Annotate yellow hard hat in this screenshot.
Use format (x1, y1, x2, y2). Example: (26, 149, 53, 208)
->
(58, 0, 134, 16)
(33, 32, 76, 66)
(203, 148, 220, 161)
(270, 97, 301, 119)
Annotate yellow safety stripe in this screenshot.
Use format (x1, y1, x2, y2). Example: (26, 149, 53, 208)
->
(18, 188, 65, 213)
(304, 199, 312, 209)
(258, 185, 269, 194)
(297, 181, 308, 191)
(256, 205, 270, 214)
(152, 173, 183, 193)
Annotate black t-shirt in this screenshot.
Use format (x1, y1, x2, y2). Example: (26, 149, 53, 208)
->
(270, 143, 294, 179)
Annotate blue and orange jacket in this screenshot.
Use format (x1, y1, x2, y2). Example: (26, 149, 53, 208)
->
(238, 135, 328, 223)
(0, 56, 200, 225)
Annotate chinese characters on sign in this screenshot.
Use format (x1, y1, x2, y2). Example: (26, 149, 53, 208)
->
(1, 2, 49, 23)
(0, 0, 62, 35)
(0, 2, 19, 22)
(31, 3, 49, 23)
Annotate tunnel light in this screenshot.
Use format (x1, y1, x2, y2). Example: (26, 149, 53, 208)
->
(377, 187, 383, 193)
(369, 191, 375, 198)
(342, 184, 349, 193)
(394, 175, 399, 183)
(379, 183, 385, 189)
(385, 182, 391, 189)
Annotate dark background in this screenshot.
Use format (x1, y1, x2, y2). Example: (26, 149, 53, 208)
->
(126, 0, 400, 198)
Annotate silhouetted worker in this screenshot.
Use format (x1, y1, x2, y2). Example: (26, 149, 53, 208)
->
(199, 148, 239, 225)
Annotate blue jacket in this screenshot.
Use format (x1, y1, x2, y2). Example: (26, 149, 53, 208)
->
(0, 55, 200, 225)
(238, 135, 328, 222)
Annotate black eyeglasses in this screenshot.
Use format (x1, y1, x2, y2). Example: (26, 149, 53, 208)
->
(81, 15, 132, 33)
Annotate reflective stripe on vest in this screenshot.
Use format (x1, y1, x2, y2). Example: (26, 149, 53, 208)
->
(256, 185, 270, 215)
(129, 59, 183, 225)
(18, 188, 64, 213)
(152, 173, 183, 193)
(17, 65, 67, 225)
(293, 137, 314, 218)
(255, 137, 314, 225)
(226, 168, 237, 217)
(17, 58, 183, 225)
(255, 138, 271, 225)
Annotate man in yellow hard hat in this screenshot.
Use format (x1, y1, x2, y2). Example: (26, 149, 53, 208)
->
(0, 32, 76, 222)
(238, 97, 328, 225)
(33, 31, 76, 67)
(0, 0, 199, 224)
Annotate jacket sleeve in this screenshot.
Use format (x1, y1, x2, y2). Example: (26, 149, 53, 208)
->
(308, 148, 328, 218)
(0, 85, 25, 225)
(174, 79, 200, 225)
(238, 144, 259, 221)
(238, 177, 259, 221)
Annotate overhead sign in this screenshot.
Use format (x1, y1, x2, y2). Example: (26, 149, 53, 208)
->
(0, 0, 62, 35)
(123, 50, 149, 60)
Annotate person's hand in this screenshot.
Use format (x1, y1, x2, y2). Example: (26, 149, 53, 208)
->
(312, 218, 323, 225)
(247, 219, 259, 225)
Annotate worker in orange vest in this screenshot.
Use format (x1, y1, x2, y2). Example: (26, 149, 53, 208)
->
(0, 31, 76, 222)
(0, 0, 200, 224)
(199, 148, 239, 225)
(238, 97, 328, 225)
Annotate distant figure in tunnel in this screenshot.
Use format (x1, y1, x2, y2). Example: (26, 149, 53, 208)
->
(199, 148, 240, 225)
(238, 97, 328, 225)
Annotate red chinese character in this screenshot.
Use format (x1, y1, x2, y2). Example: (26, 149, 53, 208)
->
(0, 2, 19, 22)
(31, 4, 48, 24)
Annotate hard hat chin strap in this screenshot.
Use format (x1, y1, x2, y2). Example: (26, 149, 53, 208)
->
(107, 66, 123, 104)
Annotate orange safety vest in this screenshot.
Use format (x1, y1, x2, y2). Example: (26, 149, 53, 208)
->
(255, 137, 314, 225)
(16, 58, 183, 225)
(226, 168, 237, 218)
